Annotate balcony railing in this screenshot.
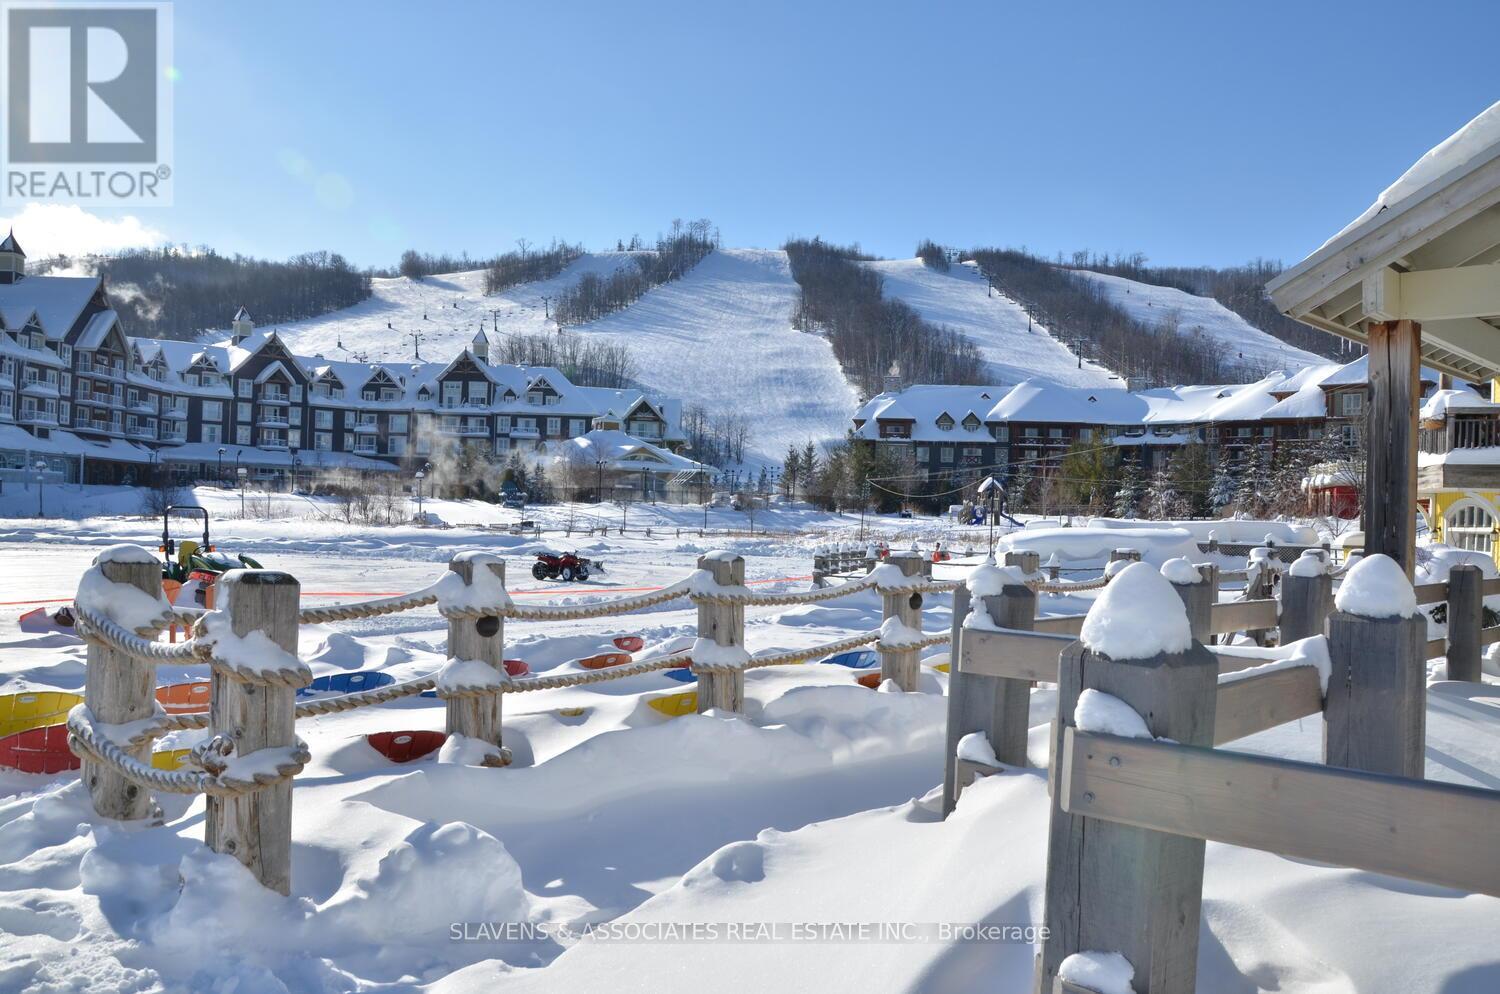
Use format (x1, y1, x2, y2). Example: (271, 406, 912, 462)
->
(126, 425, 154, 439)
(259, 437, 289, 449)
(440, 398, 490, 409)
(257, 414, 290, 427)
(1420, 417, 1500, 454)
(160, 430, 186, 443)
(259, 392, 290, 405)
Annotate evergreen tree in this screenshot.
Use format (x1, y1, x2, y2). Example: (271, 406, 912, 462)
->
(1167, 443, 1212, 517)
(1146, 464, 1185, 520)
(1008, 461, 1034, 513)
(1112, 457, 1144, 518)
(1060, 439, 1116, 511)
(1208, 455, 1237, 513)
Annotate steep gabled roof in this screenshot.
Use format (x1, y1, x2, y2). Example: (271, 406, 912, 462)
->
(0, 231, 24, 256)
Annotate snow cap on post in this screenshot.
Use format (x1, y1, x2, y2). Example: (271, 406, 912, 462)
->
(1080, 561, 1192, 660)
(965, 561, 1028, 599)
(1058, 951, 1137, 994)
(1159, 557, 1203, 585)
(1333, 553, 1417, 619)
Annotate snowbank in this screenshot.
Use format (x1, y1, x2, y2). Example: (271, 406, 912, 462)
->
(1334, 554, 1417, 619)
(1002, 526, 1200, 567)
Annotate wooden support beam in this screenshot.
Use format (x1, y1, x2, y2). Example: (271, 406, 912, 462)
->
(1213, 666, 1323, 745)
(82, 556, 161, 822)
(1363, 319, 1421, 578)
(1033, 613, 1088, 636)
(206, 569, 302, 895)
(1061, 728, 1500, 897)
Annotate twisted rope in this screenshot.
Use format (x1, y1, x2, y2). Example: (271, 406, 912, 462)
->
(67, 708, 309, 796)
(488, 579, 697, 621)
(692, 575, 879, 607)
(500, 651, 695, 692)
(1028, 575, 1109, 594)
(294, 675, 438, 716)
(745, 631, 882, 669)
(299, 588, 440, 625)
(874, 631, 952, 653)
(74, 603, 209, 663)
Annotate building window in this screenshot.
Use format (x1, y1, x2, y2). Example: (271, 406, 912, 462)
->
(203, 424, 221, 444)
(1445, 502, 1496, 554)
(203, 401, 223, 421)
(389, 414, 408, 434)
(291, 384, 303, 402)
(314, 432, 331, 451)
(547, 417, 561, 435)
(236, 426, 250, 444)
(344, 432, 353, 450)
(237, 401, 251, 421)
(388, 436, 406, 456)
(288, 429, 301, 448)
(1338, 392, 1364, 416)
(915, 445, 929, 461)
(314, 409, 332, 429)
(940, 447, 954, 463)
(237, 380, 252, 398)
(496, 415, 510, 432)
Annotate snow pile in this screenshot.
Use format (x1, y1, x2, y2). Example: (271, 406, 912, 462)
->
(877, 616, 927, 649)
(438, 733, 507, 766)
(1079, 562, 1192, 660)
(1334, 554, 1417, 619)
(1095, 518, 1318, 546)
(436, 657, 510, 692)
(73, 544, 171, 631)
(869, 560, 928, 591)
(1218, 636, 1334, 694)
(1074, 689, 1152, 739)
(956, 731, 999, 766)
(965, 562, 1029, 599)
(434, 553, 512, 612)
(197, 610, 312, 683)
(1058, 951, 1137, 994)
(689, 638, 750, 670)
(1160, 557, 1203, 585)
(1289, 550, 1327, 578)
(1003, 525, 1200, 567)
(1421, 387, 1498, 420)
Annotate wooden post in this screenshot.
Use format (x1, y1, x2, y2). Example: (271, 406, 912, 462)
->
(82, 556, 161, 821)
(1325, 606, 1426, 778)
(977, 581, 1036, 767)
(1170, 565, 1215, 644)
(942, 583, 974, 816)
(1444, 564, 1483, 683)
(1005, 550, 1041, 575)
(879, 552, 925, 691)
(1037, 630, 1218, 993)
(444, 553, 507, 760)
(1363, 319, 1421, 578)
(695, 553, 745, 713)
(206, 569, 302, 895)
(1279, 563, 1332, 644)
(1109, 548, 1140, 564)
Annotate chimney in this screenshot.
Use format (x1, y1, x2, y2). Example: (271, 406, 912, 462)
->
(883, 361, 903, 395)
(231, 306, 253, 345)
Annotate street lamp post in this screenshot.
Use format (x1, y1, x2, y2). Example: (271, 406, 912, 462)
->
(415, 467, 426, 522)
(34, 460, 46, 517)
(289, 447, 300, 493)
(237, 466, 248, 517)
(596, 460, 605, 504)
(216, 447, 225, 485)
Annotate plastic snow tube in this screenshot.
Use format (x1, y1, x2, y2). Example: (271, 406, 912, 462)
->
(662, 668, 697, 684)
(0, 724, 79, 775)
(819, 649, 878, 670)
(579, 652, 632, 670)
(156, 681, 212, 714)
(297, 670, 396, 697)
(0, 691, 83, 738)
(612, 635, 645, 653)
(367, 729, 447, 763)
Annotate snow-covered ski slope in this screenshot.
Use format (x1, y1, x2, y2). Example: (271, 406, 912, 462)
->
(1073, 270, 1324, 376)
(264, 252, 645, 363)
(243, 249, 854, 467)
(866, 258, 1118, 389)
(564, 249, 856, 467)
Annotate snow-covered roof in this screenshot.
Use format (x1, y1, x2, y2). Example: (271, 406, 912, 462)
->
(0, 231, 24, 256)
(1420, 387, 1498, 420)
(553, 429, 706, 474)
(1268, 100, 1500, 381)
(852, 384, 1005, 441)
(0, 274, 101, 339)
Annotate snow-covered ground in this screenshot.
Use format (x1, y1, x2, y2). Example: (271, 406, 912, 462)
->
(0, 503, 1496, 993)
(867, 258, 1118, 389)
(1073, 270, 1325, 377)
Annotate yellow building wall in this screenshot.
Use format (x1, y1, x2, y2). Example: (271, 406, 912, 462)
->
(1427, 488, 1500, 562)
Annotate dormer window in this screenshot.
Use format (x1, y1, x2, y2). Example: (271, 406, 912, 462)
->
(961, 413, 981, 432)
(936, 413, 955, 431)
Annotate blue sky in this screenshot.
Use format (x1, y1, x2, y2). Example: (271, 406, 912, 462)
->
(15, 0, 1500, 269)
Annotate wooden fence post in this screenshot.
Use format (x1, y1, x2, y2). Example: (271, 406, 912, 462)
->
(1169, 564, 1215, 644)
(977, 581, 1036, 767)
(879, 551, 925, 691)
(942, 583, 974, 816)
(82, 554, 161, 821)
(1005, 550, 1041, 575)
(1325, 604, 1426, 778)
(444, 552, 507, 761)
(1037, 594, 1217, 994)
(1280, 559, 1333, 644)
(695, 553, 746, 713)
(1108, 548, 1141, 565)
(206, 569, 303, 895)
(1446, 564, 1483, 682)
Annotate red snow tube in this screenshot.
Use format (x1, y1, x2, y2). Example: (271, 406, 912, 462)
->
(612, 635, 645, 653)
(580, 652, 632, 670)
(367, 730, 447, 763)
(0, 724, 80, 775)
